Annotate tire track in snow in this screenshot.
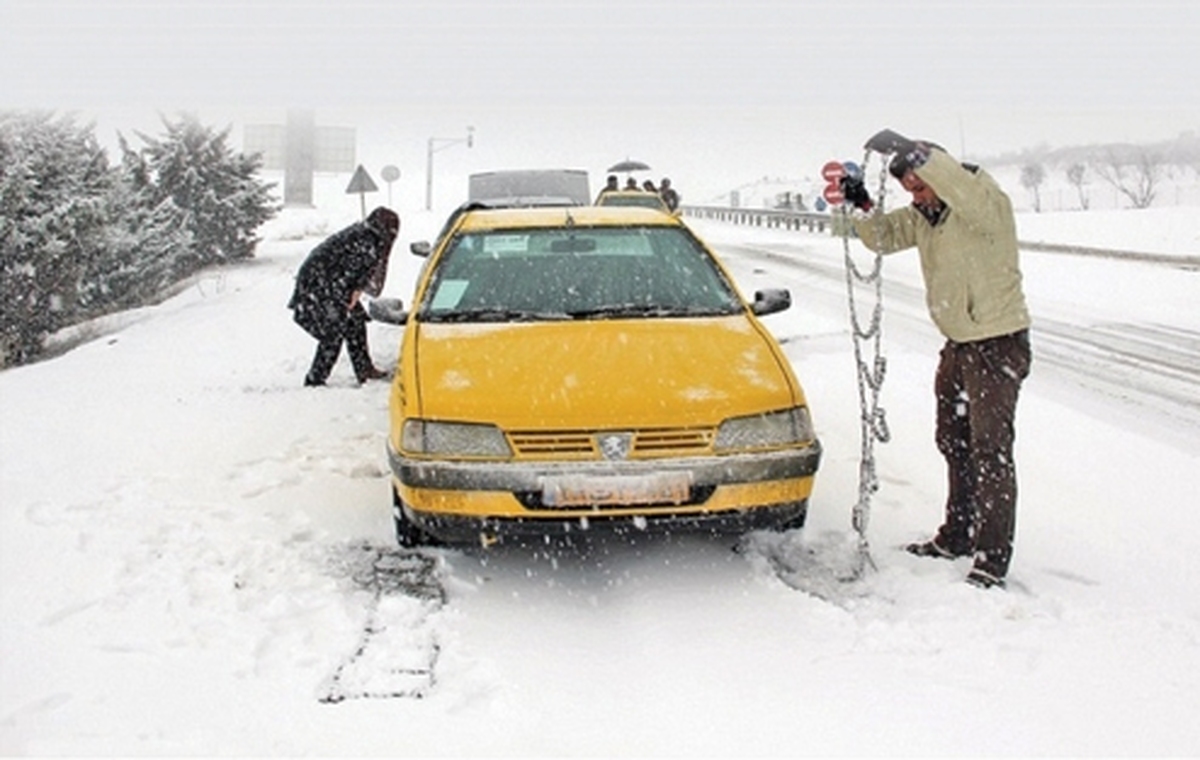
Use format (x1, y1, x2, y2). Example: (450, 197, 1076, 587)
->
(320, 545, 447, 703)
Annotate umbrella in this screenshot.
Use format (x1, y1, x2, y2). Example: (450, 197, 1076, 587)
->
(607, 159, 651, 174)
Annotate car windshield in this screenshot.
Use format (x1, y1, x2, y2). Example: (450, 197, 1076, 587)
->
(598, 193, 666, 210)
(419, 226, 743, 322)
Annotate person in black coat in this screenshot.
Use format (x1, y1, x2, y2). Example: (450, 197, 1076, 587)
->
(288, 206, 399, 386)
(659, 177, 680, 212)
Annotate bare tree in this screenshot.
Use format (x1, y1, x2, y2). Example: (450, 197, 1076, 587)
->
(1020, 162, 1046, 212)
(1091, 148, 1163, 209)
(1065, 162, 1090, 210)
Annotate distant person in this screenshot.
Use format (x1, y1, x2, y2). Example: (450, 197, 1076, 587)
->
(841, 129, 1031, 590)
(288, 206, 399, 386)
(624, 176, 640, 190)
(642, 179, 658, 193)
(596, 174, 620, 203)
(659, 177, 680, 211)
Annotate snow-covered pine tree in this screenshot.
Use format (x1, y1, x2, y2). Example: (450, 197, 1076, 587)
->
(1, 111, 277, 366)
(0, 111, 112, 365)
(77, 139, 193, 313)
(126, 114, 277, 277)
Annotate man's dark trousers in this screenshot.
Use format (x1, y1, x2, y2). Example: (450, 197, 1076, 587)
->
(932, 330, 1032, 577)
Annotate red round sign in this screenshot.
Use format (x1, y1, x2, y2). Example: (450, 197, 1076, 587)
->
(822, 184, 844, 204)
(821, 160, 846, 182)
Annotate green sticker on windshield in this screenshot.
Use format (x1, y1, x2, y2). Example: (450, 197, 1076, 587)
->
(430, 280, 469, 309)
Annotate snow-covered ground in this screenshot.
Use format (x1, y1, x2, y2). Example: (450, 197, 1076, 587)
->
(2, 197, 1199, 755)
(1015, 206, 1200, 257)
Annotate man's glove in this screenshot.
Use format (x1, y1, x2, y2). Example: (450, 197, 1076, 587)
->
(864, 128, 916, 155)
(888, 142, 932, 179)
(839, 175, 873, 212)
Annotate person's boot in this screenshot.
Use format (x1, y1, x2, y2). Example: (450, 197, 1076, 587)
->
(905, 537, 971, 560)
(965, 565, 1006, 590)
(357, 366, 390, 383)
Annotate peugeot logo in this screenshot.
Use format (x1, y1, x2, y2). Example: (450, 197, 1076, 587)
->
(597, 433, 633, 461)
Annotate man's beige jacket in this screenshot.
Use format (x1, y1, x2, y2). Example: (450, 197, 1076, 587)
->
(852, 149, 1031, 343)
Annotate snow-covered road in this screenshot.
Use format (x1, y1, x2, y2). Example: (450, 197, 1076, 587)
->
(714, 228, 1200, 440)
(2, 212, 1198, 755)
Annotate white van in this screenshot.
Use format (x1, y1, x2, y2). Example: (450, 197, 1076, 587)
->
(467, 169, 591, 208)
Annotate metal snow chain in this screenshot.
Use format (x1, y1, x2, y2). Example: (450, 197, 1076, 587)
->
(841, 151, 892, 578)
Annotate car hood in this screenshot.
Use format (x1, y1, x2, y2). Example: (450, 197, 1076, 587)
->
(412, 316, 800, 429)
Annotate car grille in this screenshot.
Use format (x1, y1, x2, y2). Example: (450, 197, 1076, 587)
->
(507, 428, 715, 460)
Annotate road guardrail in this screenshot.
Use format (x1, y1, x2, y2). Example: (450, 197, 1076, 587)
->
(681, 205, 1199, 268)
(681, 205, 831, 233)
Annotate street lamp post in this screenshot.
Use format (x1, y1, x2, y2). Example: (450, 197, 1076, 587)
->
(425, 126, 474, 211)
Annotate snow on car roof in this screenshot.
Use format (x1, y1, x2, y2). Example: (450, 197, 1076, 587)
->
(454, 205, 683, 231)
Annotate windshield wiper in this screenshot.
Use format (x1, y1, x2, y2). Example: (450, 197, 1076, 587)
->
(566, 304, 736, 320)
(424, 308, 572, 323)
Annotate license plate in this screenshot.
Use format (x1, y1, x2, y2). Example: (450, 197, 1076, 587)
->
(541, 472, 692, 508)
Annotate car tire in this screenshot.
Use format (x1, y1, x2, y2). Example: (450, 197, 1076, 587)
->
(394, 514, 426, 548)
(776, 500, 808, 532)
(392, 488, 438, 548)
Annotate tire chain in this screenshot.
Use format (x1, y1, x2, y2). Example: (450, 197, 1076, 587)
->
(841, 151, 892, 579)
(321, 544, 446, 703)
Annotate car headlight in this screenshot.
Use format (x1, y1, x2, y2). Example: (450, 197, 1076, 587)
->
(714, 407, 815, 452)
(401, 420, 513, 458)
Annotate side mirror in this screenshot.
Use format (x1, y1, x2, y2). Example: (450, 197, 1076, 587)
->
(367, 297, 408, 325)
(410, 241, 432, 257)
(751, 288, 791, 316)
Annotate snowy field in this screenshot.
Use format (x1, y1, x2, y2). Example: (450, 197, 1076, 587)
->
(2, 197, 1199, 755)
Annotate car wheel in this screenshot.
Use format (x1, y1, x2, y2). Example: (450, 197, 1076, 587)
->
(776, 500, 808, 532)
(392, 488, 437, 548)
(394, 514, 426, 548)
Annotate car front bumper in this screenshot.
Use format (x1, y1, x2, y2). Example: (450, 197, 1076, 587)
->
(395, 495, 810, 545)
(388, 440, 820, 534)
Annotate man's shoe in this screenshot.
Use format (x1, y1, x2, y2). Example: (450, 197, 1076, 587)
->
(966, 567, 1006, 590)
(905, 539, 970, 560)
(304, 377, 325, 387)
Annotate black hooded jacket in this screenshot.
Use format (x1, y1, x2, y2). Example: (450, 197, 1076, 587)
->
(288, 214, 395, 339)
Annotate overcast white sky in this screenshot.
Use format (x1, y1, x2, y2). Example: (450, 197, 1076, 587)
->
(3, 0, 1198, 202)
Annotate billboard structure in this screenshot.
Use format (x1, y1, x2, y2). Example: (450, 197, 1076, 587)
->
(244, 110, 356, 207)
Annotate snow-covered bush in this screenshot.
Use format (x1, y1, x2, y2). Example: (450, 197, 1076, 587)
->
(121, 113, 279, 274)
(0, 111, 113, 364)
(0, 111, 278, 366)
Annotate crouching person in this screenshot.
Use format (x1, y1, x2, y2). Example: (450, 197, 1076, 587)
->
(288, 206, 399, 386)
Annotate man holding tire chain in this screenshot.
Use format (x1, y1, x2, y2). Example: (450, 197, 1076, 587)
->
(840, 129, 1032, 590)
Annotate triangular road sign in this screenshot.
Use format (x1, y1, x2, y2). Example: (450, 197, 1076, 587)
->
(345, 165, 379, 194)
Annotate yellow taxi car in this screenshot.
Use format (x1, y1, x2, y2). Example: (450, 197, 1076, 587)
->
(594, 189, 674, 214)
(382, 205, 820, 547)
